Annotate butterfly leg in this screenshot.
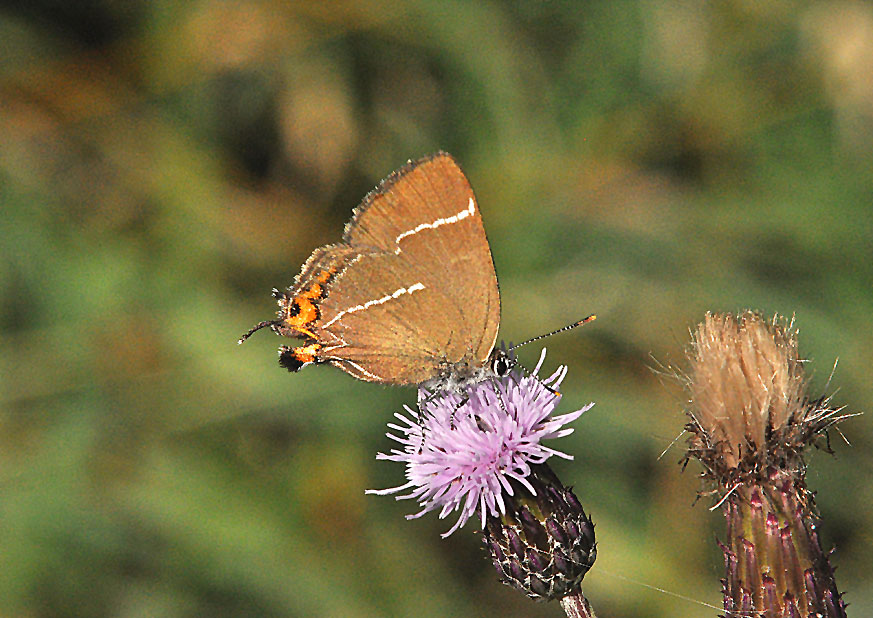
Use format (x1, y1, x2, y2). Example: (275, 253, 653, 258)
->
(415, 389, 441, 453)
(488, 376, 510, 415)
(448, 392, 470, 430)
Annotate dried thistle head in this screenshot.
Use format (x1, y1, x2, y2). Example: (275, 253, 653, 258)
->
(684, 311, 840, 492)
(681, 311, 849, 617)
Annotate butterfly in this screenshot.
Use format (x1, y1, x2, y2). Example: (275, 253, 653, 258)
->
(239, 152, 593, 397)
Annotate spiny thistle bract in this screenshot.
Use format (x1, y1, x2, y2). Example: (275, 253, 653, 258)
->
(484, 463, 596, 602)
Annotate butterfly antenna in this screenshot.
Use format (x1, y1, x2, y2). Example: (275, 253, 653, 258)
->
(511, 358, 562, 397)
(509, 315, 597, 351)
(238, 320, 279, 344)
(239, 289, 287, 344)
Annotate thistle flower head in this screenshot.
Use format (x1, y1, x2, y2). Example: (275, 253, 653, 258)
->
(368, 349, 593, 537)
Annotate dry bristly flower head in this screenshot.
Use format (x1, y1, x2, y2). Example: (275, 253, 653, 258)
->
(685, 311, 841, 487)
(682, 311, 849, 617)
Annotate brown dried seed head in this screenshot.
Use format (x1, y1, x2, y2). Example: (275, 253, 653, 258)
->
(682, 312, 848, 617)
(687, 311, 806, 469)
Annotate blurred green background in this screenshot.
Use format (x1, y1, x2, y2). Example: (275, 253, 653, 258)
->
(1, 1, 871, 616)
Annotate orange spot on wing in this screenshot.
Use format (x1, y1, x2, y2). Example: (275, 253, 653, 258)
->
(290, 343, 321, 363)
(305, 283, 322, 298)
(281, 268, 338, 338)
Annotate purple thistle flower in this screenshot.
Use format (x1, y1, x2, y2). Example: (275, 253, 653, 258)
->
(368, 349, 594, 538)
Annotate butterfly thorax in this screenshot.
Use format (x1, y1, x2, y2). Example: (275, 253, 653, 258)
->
(419, 347, 514, 397)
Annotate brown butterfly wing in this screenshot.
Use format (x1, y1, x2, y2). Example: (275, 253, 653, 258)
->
(312, 152, 500, 384)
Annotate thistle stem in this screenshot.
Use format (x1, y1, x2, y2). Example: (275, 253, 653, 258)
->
(560, 590, 597, 618)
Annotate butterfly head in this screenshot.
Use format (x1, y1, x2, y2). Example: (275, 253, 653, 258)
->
(489, 345, 516, 378)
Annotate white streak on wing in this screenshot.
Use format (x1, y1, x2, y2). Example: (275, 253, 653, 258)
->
(321, 333, 347, 352)
(342, 359, 384, 381)
(393, 197, 476, 254)
(322, 282, 426, 328)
